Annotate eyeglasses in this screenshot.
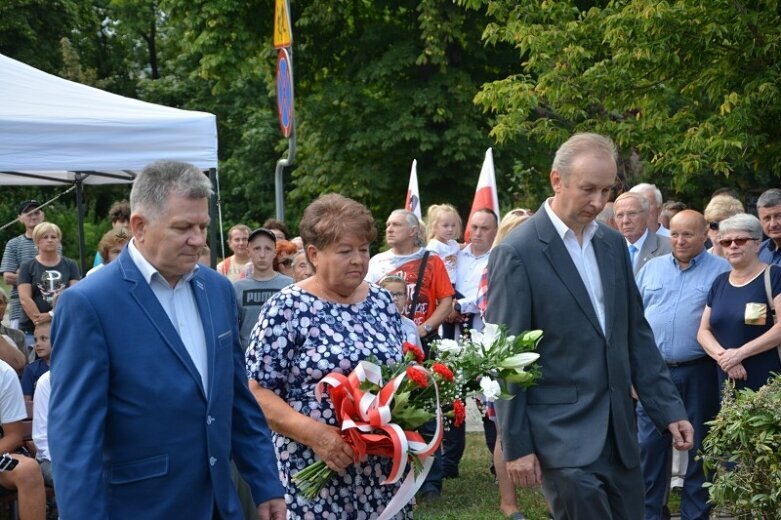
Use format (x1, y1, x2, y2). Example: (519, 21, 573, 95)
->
(708, 221, 720, 230)
(279, 258, 294, 267)
(717, 237, 755, 248)
(615, 210, 643, 220)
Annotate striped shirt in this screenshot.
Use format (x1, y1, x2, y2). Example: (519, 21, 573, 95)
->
(1, 234, 38, 321)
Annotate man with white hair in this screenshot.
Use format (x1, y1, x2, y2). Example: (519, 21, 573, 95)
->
(614, 192, 671, 275)
(366, 209, 454, 500)
(631, 183, 669, 236)
(366, 209, 454, 347)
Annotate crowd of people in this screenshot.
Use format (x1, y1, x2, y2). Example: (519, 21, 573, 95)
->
(0, 136, 779, 519)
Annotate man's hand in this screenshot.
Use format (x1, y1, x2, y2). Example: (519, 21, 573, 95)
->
(668, 420, 694, 452)
(505, 453, 542, 488)
(256, 498, 286, 520)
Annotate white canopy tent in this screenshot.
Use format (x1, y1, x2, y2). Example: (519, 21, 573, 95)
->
(0, 53, 221, 269)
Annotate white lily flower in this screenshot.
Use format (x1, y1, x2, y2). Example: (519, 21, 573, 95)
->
(436, 339, 462, 355)
(498, 352, 540, 371)
(522, 330, 543, 343)
(480, 377, 502, 401)
(480, 323, 502, 349)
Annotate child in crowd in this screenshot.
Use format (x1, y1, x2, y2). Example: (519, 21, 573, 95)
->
(233, 228, 294, 350)
(379, 275, 422, 349)
(425, 204, 463, 340)
(424, 204, 462, 284)
(21, 322, 51, 400)
(32, 370, 52, 487)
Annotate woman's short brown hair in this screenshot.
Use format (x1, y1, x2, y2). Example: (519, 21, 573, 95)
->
(273, 239, 298, 271)
(299, 194, 377, 251)
(98, 227, 130, 263)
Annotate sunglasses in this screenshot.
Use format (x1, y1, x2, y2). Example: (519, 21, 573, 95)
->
(717, 237, 755, 248)
(708, 221, 720, 231)
(279, 258, 294, 267)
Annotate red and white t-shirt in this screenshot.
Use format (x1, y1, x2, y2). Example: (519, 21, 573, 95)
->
(367, 248, 454, 326)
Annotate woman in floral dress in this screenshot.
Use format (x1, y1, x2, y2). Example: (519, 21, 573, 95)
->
(247, 194, 411, 519)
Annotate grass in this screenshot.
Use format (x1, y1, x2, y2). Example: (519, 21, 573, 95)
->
(415, 433, 549, 519)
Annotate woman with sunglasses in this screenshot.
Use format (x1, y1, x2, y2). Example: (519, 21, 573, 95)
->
(697, 213, 781, 391)
(273, 238, 298, 278)
(703, 195, 744, 257)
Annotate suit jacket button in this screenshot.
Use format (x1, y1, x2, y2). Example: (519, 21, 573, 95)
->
(207, 416, 214, 425)
(209, 457, 217, 466)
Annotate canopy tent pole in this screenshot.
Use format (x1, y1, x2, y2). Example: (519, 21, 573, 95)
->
(74, 173, 88, 275)
(208, 168, 220, 268)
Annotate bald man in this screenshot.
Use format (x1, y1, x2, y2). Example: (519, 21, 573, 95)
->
(635, 210, 730, 520)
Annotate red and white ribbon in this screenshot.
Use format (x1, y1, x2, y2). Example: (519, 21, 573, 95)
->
(315, 360, 444, 518)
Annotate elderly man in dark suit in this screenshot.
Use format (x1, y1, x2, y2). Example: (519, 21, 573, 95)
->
(487, 133, 693, 519)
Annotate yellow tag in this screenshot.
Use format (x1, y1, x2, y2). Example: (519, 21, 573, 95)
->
(274, 0, 292, 48)
(745, 302, 767, 325)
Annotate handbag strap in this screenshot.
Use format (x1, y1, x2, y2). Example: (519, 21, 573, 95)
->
(764, 265, 776, 319)
(407, 251, 430, 321)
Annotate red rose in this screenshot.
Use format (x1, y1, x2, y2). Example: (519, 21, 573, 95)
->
(402, 342, 425, 364)
(452, 399, 466, 428)
(406, 366, 429, 388)
(432, 362, 454, 382)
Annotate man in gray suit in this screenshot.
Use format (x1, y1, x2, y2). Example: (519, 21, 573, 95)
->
(614, 192, 672, 275)
(487, 133, 693, 519)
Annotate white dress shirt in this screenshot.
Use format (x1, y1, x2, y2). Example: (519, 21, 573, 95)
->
(455, 244, 491, 333)
(128, 239, 209, 391)
(455, 244, 491, 315)
(544, 199, 606, 334)
(32, 370, 51, 461)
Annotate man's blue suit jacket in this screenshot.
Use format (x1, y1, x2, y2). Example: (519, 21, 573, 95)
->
(49, 248, 283, 519)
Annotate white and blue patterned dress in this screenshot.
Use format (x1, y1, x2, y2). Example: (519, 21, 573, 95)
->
(246, 284, 411, 519)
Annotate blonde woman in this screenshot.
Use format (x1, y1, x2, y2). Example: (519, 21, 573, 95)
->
(704, 195, 744, 257)
(18, 222, 80, 344)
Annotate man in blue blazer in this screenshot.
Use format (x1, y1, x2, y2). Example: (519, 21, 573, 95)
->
(49, 161, 285, 519)
(487, 133, 693, 519)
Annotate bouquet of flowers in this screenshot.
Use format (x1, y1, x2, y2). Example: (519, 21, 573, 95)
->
(432, 323, 542, 401)
(293, 324, 541, 519)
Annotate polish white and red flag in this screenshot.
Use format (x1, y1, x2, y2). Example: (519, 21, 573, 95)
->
(464, 148, 500, 242)
(404, 159, 422, 220)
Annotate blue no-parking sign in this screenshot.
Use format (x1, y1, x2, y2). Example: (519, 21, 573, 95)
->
(276, 48, 294, 138)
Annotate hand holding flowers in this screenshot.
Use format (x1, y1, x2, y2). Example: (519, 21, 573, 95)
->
(293, 324, 541, 518)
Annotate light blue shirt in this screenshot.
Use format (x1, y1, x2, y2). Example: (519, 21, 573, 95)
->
(544, 199, 606, 334)
(759, 239, 781, 266)
(128, 239, 209, 391)
(636, 249, 730, 363)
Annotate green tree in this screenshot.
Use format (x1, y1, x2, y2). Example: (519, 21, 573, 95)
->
(460, 0, 781, 202)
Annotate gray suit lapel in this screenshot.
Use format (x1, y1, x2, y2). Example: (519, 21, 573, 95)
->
(118, 252, 207, 400)
(536, 211, 605, 338)
(636, 230, 657, 274)
(592, 226, 617, 342)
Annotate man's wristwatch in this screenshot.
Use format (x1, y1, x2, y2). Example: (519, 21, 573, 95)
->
(423, 323, 433, 335)
(454, 301, 462, 313)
